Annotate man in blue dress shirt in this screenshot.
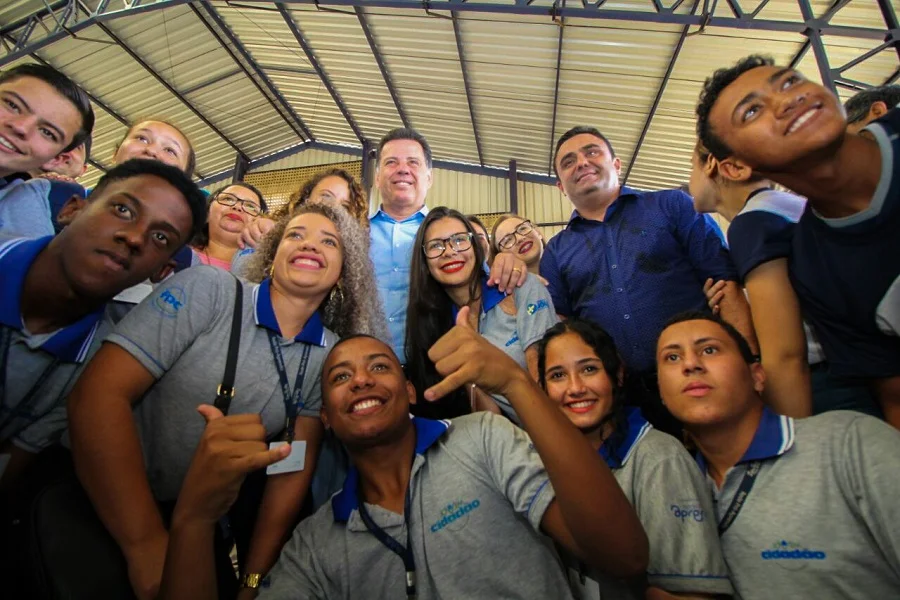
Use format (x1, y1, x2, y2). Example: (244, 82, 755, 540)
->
(541, 126, 752, 434)
(370, 128, 527, 362)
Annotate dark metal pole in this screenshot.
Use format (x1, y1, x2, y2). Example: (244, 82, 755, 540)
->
(232, 153, 250, 183)
(509, 159, 519, 215)
(452, 12, 485, 166)
(355, 7, 411, 129)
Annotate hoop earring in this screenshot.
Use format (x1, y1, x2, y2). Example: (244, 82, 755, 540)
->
(328, 283, 345, 307)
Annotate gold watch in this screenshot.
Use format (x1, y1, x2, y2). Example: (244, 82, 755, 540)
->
(240, 573, 264, 589)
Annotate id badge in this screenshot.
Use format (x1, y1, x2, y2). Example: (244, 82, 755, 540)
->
(266, 441, 306, 475)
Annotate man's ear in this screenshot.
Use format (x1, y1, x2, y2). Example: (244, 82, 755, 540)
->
(716, 156, 757, 183)
(613, 156, 622, 176)
(149, 260, 177, 283)
(406, 380, 418, 405)
(870, 100, 890, 121)
(555, 180, 567, 197)
(55, 195, 88, 227)
(750, 361, 766, 396)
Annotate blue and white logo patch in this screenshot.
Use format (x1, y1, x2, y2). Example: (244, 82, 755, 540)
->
(154, 287, 186, 318)
(526, 299, 549, 315)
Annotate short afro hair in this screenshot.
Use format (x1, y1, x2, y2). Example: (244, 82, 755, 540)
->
(696, 55, 775, 161)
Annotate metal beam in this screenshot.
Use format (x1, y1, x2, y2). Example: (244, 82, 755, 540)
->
(797, 0, 837, 95)
(622, 0, 697, 186)
(0, 0, 195, 67)
(361, 139, 375, 193)
(547, 11, 565, 175)
(277, 4, 365, 144)
(876, 0, 900, 63)
(452, 12, 485, 166)
(94, 21, 249, 162)
(87, 158, 108, 173)
(232, 153, 250, 182)
(191, 2, 314, 141)
(355, 6, 411, 129)
(2, 0, 895, 68)
(196, 140, 559, 189)
(509, 160, 519, 215)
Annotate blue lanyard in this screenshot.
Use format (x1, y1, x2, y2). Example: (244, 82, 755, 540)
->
(718, 460, 762, 535)
(0, 326, 61, 433)
(266, 330, 311, 441)
(357, 480, 416, 599)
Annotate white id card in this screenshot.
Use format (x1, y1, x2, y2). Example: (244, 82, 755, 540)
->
(267, 441, 306, 475)
(0, 453, 10, 481)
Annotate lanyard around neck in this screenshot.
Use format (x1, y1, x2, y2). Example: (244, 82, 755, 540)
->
(266, 330, 311, 441)
(717, 460, 762, 535)
(357, 478, 416, 599)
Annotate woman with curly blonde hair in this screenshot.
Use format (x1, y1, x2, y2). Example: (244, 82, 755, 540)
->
(246, 203, 387, 340)
(271, 168, 369, 229)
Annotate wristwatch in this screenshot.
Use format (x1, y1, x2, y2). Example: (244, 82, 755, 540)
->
(241, 573, 264, 589)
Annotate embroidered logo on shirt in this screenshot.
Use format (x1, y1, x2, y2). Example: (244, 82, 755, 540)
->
(670, 503, 705, 523)
(430, 499, 481, 533)
(761, 540, 827, 561)
(154, 287, 186, 318)
(505, 332, 519, 347)
(526, 300, 549, 315)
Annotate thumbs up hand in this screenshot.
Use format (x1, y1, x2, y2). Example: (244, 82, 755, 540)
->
(424, 305, 524, 402)
(173, 407, 291, 525)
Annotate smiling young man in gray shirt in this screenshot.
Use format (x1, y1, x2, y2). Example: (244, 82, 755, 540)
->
(656, 311, 900, 600)
(160, 308, 651, 600)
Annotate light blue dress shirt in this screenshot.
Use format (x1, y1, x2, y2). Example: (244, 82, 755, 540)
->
(369, 205, 429, 362)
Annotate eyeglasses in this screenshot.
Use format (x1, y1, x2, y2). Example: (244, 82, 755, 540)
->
(215, 193, 263, 217)
(423, 232, 473, 259)
(497, 220, 535, 250)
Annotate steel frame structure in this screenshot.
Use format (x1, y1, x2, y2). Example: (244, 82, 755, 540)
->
(1, 0, 896, 187)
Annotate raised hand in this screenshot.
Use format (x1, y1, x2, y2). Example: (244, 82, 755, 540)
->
(488, 252, 528, 293)
(425, 306, 525, 402)
(173, 405, 290, 525)
(238, 216, 276, 250)
(703, 278, 727, 315)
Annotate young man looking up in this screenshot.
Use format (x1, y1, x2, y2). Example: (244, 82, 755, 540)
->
(695, 55, 900, 426)
(159, 309, 650, 599)
(656, 312, 900, 599)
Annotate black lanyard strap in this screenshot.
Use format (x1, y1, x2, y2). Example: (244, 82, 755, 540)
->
(0, 326, 62, 433)
(357, 482, 416, 599)
(718, 460, 762, 535)
(267, 330, 311, 441)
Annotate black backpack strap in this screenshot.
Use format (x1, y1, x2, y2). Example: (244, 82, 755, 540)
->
(214, 276, 243, 415)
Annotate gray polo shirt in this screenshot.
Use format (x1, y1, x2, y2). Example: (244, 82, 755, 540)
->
(562, 408, 732, 599)
(0, 177, 55, 238)
(262, 413, 571, 599)
(0, 237, 112, 453)
(107, 266, 336, 501)
(454, 275, 559, 421)
(699, 407, 900, 599)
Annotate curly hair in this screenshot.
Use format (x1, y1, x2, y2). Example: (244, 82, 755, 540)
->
(192, 182, 266, 250)
(243, 203, 388, 341)
(696, 55, 774, 161)
(271, 169, 369, 229)
(535, 318, 630, 465)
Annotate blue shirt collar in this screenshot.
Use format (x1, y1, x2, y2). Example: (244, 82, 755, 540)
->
(0, 237, 104, 363)
(695, 406, 795, 472)
(599, 406, 652, 468)
(568, 185, 640, 224)
(253, 279, 326, 346)
(369, 204, 429, 222)
(331, 416, 451, 523)
(451, 274, 507, 320)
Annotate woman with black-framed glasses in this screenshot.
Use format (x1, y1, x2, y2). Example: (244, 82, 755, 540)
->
(405, 207, 559, 423)
(189, 183, 267, 271)
(491, 214, 547, 283)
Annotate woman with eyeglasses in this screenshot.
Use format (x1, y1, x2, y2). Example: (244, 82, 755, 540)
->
(190, 183, 267, 271)
(405, 207, 559, 422)
(68, 203, 386, 599)
(536, 318, 732, 599)
(491, 214, 547, 284)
